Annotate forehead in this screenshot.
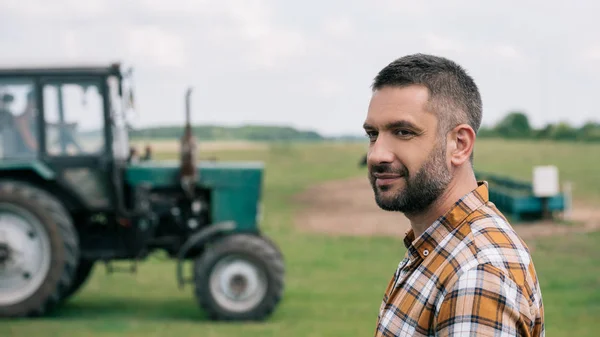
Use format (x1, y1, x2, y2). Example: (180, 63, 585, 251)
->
(365, 85, 435, 127)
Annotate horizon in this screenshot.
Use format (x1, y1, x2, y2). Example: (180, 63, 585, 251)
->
(128, 114, 599, 139)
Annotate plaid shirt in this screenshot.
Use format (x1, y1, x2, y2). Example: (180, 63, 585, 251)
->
(374, 181, 544, 337)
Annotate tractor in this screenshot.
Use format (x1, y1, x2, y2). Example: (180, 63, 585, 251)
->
(0, 63, 285, 320)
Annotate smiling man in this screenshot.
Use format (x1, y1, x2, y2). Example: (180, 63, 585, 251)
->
(364, 54, 545, 337)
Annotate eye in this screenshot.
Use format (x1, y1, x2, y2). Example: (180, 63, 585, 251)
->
(394, 129, 415, 138)
(365, 130, 378, 142)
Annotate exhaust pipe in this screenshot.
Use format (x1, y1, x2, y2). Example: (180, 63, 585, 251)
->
(180, 86, 197, 198)
(185, 87, 192, 129)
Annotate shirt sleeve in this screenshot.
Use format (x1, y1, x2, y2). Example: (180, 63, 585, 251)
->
(434, 263, 533, 337)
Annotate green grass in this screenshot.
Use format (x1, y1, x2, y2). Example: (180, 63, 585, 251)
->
(532, 231, 600, 336)
(3, 139, 600, 336)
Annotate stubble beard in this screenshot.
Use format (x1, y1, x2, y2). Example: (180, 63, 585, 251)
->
(369, 143, 452, 215)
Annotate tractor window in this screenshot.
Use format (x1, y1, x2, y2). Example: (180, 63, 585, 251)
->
(43, 82, 105, 156)
(0, 79, 38, 159)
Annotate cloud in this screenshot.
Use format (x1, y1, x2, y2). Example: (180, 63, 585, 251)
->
(246, 31, 307, 69)
(316, 78, 344, 97)
(573, 46, 600, 73)
(136, 0, 211, 14)
(323, 16, 354, 39)
(420, 35, 528, 64)
(125, 25, 188, 69)
(62, 30, 81, 60)
(492, 44, 522, 59)
(2, 0, 108, 18)
(423, 33, 464, 53)
(581, 46, 600, 61)
(483, 44, 532, 65)
(135, 0, 309, 70)
(377, 0, 429, 15)
(219, 0, 308, 69)
(2, 0, 308, 71)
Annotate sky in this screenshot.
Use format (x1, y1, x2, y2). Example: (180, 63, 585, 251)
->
(1, 0, 599, 137)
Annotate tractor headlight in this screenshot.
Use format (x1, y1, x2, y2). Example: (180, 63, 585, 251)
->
(192, 200, 202, 214)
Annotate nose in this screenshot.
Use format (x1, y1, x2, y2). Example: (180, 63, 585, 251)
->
(367, 135, 395, 166)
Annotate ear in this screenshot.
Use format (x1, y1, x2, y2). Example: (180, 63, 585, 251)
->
(448, 124, 476, 166)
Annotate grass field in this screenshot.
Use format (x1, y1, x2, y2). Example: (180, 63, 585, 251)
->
(3, 139, 600, 336)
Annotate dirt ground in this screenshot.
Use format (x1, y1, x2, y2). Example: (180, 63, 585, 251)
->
(293, 176, 600, 242)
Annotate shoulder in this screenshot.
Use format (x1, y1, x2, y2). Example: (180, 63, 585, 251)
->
(467, 203, 534, 274)
(437, 202, 533, 280)
(436, 203, 543, 315)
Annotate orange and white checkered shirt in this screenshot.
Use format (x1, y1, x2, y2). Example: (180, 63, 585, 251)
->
(374, 181, 544, 337)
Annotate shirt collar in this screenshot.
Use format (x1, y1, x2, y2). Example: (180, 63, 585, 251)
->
(403, 181, 490, 261)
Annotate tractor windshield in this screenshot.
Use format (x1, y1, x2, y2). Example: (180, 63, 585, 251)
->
(42, 81, 105, 156)
(0, 79, 39, 160)
(1, 68, 135, 161)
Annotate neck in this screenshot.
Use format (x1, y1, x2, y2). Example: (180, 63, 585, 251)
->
(405, 168, 478, 240)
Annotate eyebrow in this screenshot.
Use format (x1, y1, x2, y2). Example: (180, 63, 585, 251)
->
(363, 120, 423, 132)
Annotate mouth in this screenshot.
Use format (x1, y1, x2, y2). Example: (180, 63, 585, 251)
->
(373, 173, 404, 186)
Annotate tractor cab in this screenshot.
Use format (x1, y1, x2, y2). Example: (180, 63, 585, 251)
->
(0, 64, 133, 211)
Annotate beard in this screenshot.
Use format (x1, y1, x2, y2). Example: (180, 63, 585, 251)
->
(368, 142, 452, 215)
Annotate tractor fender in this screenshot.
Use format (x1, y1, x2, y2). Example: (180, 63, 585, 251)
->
(176, 221, 236, 289)
(0, 161, 56, 180)
(0, 168, 82, 211)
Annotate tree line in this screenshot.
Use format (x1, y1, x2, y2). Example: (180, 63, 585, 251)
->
(129, 124, 324, 141)
(477, 111, 600, 142)
(126, 112, 600, 142)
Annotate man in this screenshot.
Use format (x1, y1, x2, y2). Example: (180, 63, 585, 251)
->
(14, 90, 39, 154)
(364, 54, 544, 337)
(0, 92, 31, 158)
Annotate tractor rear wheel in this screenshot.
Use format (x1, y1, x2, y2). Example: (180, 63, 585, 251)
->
(0, 180, 79, 317)
(193, 233, 284, 321)
(59, 258, 95, 303)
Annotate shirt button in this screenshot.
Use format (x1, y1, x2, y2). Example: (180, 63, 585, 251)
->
(423, 249, 429, 256)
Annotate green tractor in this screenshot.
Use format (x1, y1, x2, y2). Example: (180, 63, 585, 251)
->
(0, 63, 284, 320)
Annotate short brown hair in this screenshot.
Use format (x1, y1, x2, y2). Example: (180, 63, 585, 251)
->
(372, 53, 482, 137)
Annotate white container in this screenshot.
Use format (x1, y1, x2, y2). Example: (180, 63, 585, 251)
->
(532, 165, 559, 197)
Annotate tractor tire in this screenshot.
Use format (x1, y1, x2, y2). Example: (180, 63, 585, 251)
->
(0, 180, 79, 317)
(59, 258, 95, 303)
(193, 233, 284, 321)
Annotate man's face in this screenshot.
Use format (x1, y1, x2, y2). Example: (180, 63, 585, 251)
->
(363, 85, 452, 215)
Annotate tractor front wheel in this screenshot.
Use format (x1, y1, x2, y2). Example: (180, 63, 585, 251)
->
(0, 180, 79, 317)
(193, 233, 284, 321)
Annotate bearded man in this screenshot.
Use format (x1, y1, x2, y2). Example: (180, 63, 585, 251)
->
(364, 54, 544, 337)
